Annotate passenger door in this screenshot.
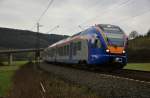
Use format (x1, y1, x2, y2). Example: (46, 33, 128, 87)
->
(88, 37, 104, 63)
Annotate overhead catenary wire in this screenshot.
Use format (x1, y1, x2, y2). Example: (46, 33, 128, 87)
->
(32, 0, 54, 65)
(67, 0, 132, 35)
(113, 9, 150, 33)
(112, 8, 150, 24)
(79, 0, 132, 27)
(37, 0, 54, 23)
(30, 0, 54, 31)
(78, 0, 150, 33)
(46, 25, 60, 34)
(31, 0, 131, 32)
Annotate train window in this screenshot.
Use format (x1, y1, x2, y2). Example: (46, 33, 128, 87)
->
(97, 39, 101, 48)
(66, 45, 67, 56)
(63, 46, 66, 56)
(61, 47, 63, 56)
(55, 48, 57, 55)
(49, 49, 51, 56)
(72, 44, 75, 56)
(75, 43, 78, 54)
(57, 48, 59, 56)
(59, 47, 62, 56)
(60, 47, 63, 56)
(62, 46, 64, 56)
(63, 46, 65, 56)
(51, 49, 53, 56)
(66, 45, 68, 56)
(78, 42, 81, 50)
(91, 39, 101, 48)
(59, 47, 61, 56)
(50, 49, 52, 57)
(53, 49, 55, 56)
(70, 43, 73, 56)
(58, 48, 60, 56)
(73, 43, 77, 56)
(94, 39, 98, 48)
(64, 46, 67, 56)
(66, 46, 67, 56)
(66, 45, 69, 56)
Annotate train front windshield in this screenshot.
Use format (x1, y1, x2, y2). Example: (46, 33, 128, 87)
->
(100, 25, 125, 47)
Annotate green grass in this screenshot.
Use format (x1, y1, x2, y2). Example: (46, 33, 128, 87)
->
(0, 61, 27, 97)
(2, 61, 28, 66)
(124, 63, 150, 71)
(0, 71, 14, 97)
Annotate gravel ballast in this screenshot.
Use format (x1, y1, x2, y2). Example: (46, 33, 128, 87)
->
(39, 63, 150, 98)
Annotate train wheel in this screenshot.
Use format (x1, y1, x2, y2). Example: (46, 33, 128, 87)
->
(112, 64, 125, 71)
(78, 60, 88, 69)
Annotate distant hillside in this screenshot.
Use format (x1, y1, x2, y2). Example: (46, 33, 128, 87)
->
(0, 27, 69, 49)
(127, 36, 150, 62)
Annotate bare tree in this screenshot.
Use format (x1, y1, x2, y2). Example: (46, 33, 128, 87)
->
(147, 29, 150, 36)
(129, 31, 138, 39)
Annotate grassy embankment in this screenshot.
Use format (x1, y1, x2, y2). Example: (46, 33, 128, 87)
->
(125, 63, 150, 71)
(0, 60, 149, 97)
(7, 63, 100, 98)
(0, 61, 27, 97)
(1, 62, 100, 98)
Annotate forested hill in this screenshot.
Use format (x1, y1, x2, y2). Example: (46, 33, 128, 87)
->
(0, 27, 69, 49)
(128, 36, 150, 49)
(127, 35, 150, 62)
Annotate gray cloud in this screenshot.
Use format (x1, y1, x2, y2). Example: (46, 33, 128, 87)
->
(0, 0, 149, 35)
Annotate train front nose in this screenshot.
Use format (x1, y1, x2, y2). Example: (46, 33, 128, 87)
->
(108, 55, 126, 63)
(105, 46, 127, 66)
(106, 46, 125, 54)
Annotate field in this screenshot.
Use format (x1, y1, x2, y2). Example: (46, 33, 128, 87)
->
(0, 61, 27, 97)
(125, 63, 150, 71)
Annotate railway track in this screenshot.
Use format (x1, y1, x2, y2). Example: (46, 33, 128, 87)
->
(85, 68, 150, 84)
(39, 62, 150, 97)
(43, 62, 150, 84)
(109, 69, 150, 83)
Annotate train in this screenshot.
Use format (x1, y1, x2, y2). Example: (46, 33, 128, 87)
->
(42, 24, 128, 69)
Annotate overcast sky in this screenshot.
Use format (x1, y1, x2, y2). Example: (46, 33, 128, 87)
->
(0, 0, 150, 35)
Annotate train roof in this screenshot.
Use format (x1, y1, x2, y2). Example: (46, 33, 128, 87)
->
(98, 24, 119, 27)
(47, 24, 125, 48)
(48, 25, 98, 48)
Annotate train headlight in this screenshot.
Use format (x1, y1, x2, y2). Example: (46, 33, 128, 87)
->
(106, 49, 110, 53)
(122, 50, 126, 54)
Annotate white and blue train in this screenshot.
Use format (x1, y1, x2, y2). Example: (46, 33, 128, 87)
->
(42, 24, 128, 69)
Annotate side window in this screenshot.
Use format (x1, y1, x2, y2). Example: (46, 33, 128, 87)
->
(59, 47, 61, 56)
(64, 46, 66, 56)
(91, 39, 101, 48)
(97, 39, 101, 48)
(66, 45, 69, 56)
(73, 43, 76, 56)
(51, 49, 53, 57)
(78, 41, 81, 51)
(60, 47, 63, 56)
(62, 46, 65, 56)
